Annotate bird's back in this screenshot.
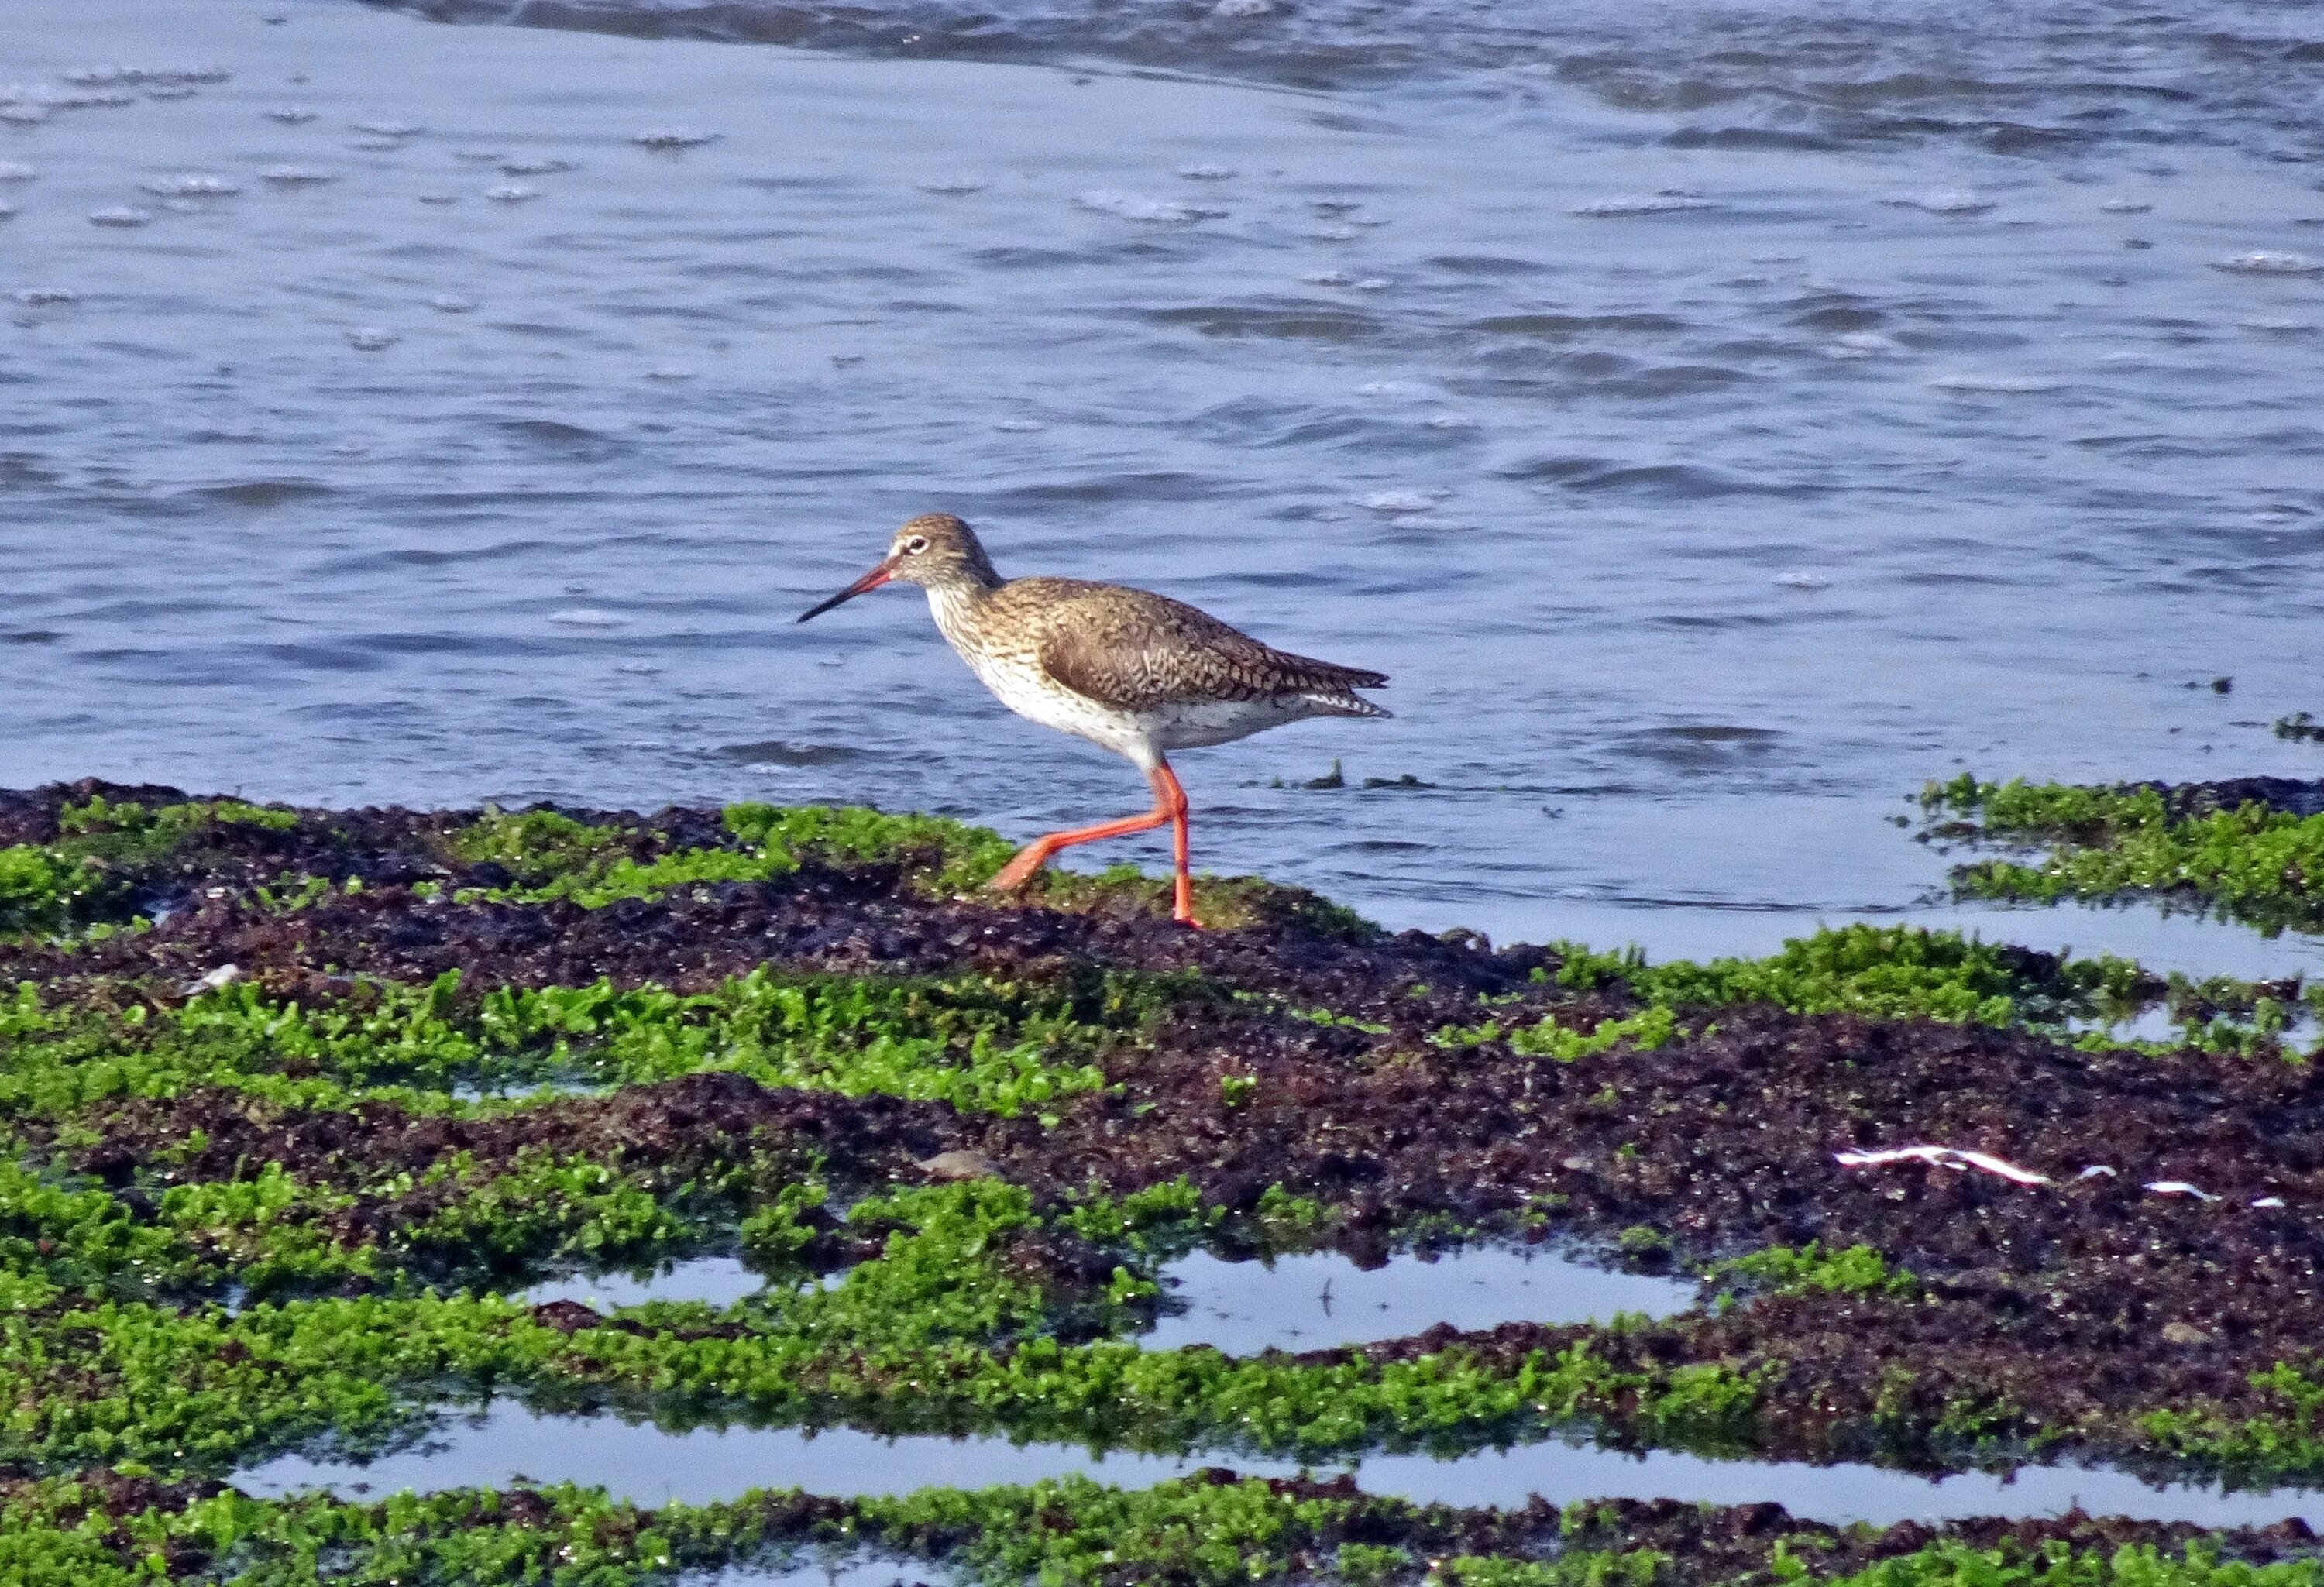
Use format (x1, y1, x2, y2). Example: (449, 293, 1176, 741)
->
(966, 576, 1388, 717)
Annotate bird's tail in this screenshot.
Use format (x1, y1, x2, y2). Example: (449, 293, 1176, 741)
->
(1301, 689, 1392, 719)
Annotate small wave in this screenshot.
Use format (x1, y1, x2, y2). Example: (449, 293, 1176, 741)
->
(140, 173, 239, 198)
(717, 740, 864, 765)
(548, 607, 627, 628)
(1468, 311, 1683, 337)
(88, 206, 151, 227)
(2212, 250, 2322, 277)
(1822, 331, 1904, 359)
(1145, 305, 1379, 340)
(1879, 188, 1994, 215)
(1075, 188, 1225, 222)
(1572, 191, 1716, 217)
(1927, 371, 2060, 393)
(192, 479, 334, 508)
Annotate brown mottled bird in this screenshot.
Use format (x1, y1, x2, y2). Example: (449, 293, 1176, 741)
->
(797, 514, 1389, 927)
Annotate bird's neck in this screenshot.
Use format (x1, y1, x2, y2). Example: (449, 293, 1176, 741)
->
(923, 565, 1003, 645)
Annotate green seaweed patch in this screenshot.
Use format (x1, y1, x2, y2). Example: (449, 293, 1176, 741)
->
(1624, 924, 2150, 1031)
(0, 796, 297, 936)
(0, 1287, 1767, 1477)
(450, 800, 1373, 934)
(1432, 1006, 1681, 1061)
(1705, 1243, 1917, 1305)
(1920, 775, 2324, 939)
(3, 1472, 2314, 1587)
(1512, 923, 2315, 1054)
(0, 960, 1157, 1132)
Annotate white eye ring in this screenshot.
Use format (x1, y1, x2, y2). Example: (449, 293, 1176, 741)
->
(903, 535, 930, 554)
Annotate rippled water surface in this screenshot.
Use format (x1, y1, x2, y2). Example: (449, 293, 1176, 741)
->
(5, 0, 2323, 965)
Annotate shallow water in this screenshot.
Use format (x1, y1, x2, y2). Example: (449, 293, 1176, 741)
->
(1145, 1245, 1695, 1355)
(521, 1254, 766, 1310)
(236, 1401, 2324, 1530)
(3, 0, 2322, 975)
(712, 1561, 937, 1587)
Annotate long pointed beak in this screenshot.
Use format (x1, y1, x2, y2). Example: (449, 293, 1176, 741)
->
(796, 558, 898, 623)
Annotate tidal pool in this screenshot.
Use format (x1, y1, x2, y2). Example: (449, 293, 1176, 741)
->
(236, 1403, 2324, 1531)
(521, 1255, 767, 1311)
(1143, 1245, 1696, 1355)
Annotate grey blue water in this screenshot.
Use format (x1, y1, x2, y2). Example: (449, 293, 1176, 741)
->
(5, 0, 2322, 971)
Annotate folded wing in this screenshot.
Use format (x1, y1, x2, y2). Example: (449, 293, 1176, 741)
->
(1029, 581, 1388, 717)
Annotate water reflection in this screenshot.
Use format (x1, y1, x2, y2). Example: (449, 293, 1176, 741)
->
(236, 1403, 2324, 1530)
(1145, 1245, 1693, 1355)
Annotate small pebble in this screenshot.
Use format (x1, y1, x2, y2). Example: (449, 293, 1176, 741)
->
(916, 1149, 1002, 1182)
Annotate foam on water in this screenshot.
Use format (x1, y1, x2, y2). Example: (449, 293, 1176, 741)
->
(1074, 188, 1226, 222)
(2212, 249, 2322, 276)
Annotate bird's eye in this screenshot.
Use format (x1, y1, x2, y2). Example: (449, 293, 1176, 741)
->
(903, 535, 930, 555)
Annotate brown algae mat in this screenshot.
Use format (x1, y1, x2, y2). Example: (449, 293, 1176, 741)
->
(6, 777, 2324, 1585)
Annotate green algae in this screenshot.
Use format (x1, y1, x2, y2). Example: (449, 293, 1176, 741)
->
(1511, 922, 2315, 1056)
(447, 799, 1359, 931)
(452, 801, 1019, 906)
(0, 960, 1150, 1130)
(0, 797, 297, 935)
(0, 1180, 1772, 1475)
(1921, 775, 2324, 939)
(15, 783, 2324, 1578)
(2, 1472, 2314, 1587)
(1705, 1243, 1917, 1304)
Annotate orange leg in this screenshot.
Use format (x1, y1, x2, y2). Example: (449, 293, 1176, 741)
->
(988, 762, 1202, 928)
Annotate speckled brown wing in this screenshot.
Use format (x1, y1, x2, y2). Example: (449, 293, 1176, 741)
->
(1012, 578, 1388, 713)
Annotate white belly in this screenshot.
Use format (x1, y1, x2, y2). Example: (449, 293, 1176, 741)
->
(963, 646, 1159, 764)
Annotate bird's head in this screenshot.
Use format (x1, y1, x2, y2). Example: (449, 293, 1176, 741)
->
(797, 514, 999, 622)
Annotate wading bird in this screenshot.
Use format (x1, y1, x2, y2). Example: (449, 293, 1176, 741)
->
(797, 514, 1389, 927)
